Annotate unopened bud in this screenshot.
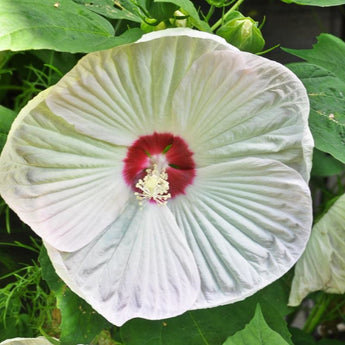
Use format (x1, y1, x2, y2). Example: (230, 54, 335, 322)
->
(217, 12, 265, 53)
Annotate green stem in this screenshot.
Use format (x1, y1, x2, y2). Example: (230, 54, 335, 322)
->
(5, 206, 11, 234)
(0, 85, 25, 91)
(210, 0, 245, 32)
(205, 5, 215, 23)
(303, 294, 331, 334)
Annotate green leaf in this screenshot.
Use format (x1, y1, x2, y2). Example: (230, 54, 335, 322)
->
(284, 34, 345, 164)
(58, 289, 113, 345)
(287, 63, 345, 164)
(72, 0, 142, 22)
(0, 105, 16, 135)
(155, 0, 211, 31)
(280, 0, 345, 6)
(289, 193, 345, 306)
(311, 149, 345, 177)
(318, 340, 345, 345)
(283, 34, 345, 80)
(222, 304, 290, 345)
(0, 105, 16, 153)
(289, 328, 317, 345)
(39, 247, 112, 345)
(147, 0, 179, 21)
(0, 0, 143, 53)
(120, 278, 293, 345)
(39, 246, 65, 292)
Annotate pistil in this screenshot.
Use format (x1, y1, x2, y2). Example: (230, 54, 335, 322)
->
(134, 164, 171, 206)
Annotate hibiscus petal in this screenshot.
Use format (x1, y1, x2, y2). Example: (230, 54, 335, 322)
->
(46, 31, 234, 145)
(172, 50, 312, 181)
(289, 194, 345, 306)
(0, 89, 129, 252)
(137, 27, 236, 47)
(45, 202, 200, 326)
(168, 158, 312, 308)
(0, 338, 55, 345)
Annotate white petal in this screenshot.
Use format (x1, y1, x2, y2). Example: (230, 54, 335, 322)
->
(172, 50, 313, 181)
(0, 338, 55, 345)
(168, 158, 312, 308)
(0, 89, 129, 252)
(137, 27, 237, 49)
(46, 202, 200, 326)
(46, 32, 234, 145)
(289, 194, 345, 306)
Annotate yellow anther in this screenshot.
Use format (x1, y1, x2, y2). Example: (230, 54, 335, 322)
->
(134, 164, 171, 206)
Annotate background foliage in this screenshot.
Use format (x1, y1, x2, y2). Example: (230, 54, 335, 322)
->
(0, 0, 345, 344)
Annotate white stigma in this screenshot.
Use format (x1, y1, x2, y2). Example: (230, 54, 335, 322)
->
(135, 164, 171, 206)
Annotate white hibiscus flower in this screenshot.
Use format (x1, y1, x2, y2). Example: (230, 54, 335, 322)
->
(0, 28, 313, 326)
(289, 193, 345, 306)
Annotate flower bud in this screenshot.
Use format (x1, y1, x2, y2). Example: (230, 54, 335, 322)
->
(140, 18, 167, 33)
(169, 10, 189, 28)
(217, 12, 265, 53)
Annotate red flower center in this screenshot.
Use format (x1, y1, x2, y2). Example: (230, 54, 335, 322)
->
(123, 132, 196, 202)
